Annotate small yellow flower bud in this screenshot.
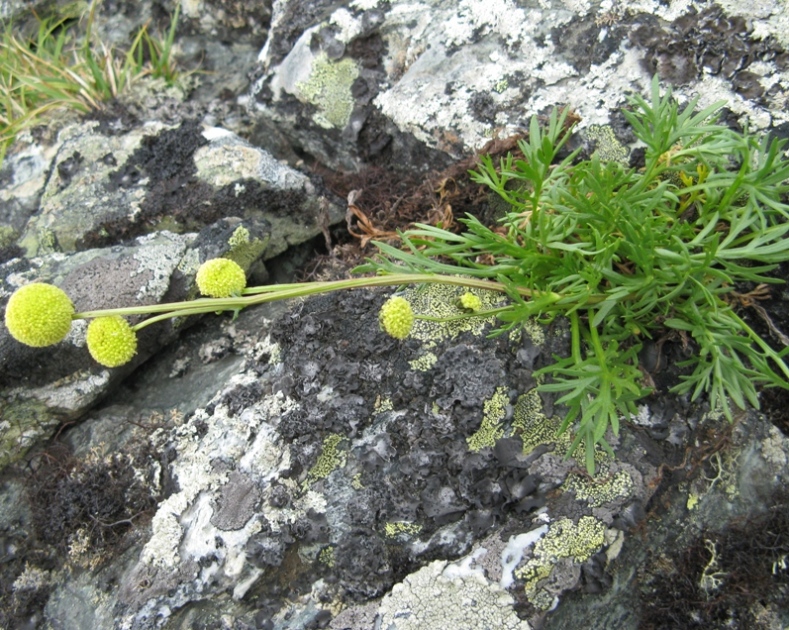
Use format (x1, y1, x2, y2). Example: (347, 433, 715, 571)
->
(459, 292, 482, 312)
(4, 283, 74, 347)
(86, 316, 137, 367)
(380, 296, 414, 340)
(196, 258, 247, 298)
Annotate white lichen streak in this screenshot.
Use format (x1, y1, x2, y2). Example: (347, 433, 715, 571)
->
(139, 385, 298, 572)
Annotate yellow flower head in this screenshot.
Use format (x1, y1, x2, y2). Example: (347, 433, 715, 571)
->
(380, 296, 414, 340)
(196, 258, 246, 298)
(4, 283, 74, 347)
(86, 316, 137, 367)
(459, 292, 482, 312)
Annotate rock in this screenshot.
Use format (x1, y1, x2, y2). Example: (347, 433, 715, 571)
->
(249, 0, 789, 171)
(3, 1, 789, 629)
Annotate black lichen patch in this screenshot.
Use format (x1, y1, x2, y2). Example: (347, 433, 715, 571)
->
(81, 114, 308, 248)
(108, 119, 206, 192)
(271, 289, 554, 600)
(630, 6, 785, 94)
(551, 14, 625, 74)
(639, 490, 789, 629)
(26, 444, 156, 555)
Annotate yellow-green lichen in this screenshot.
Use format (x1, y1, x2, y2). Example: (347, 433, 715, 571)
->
(513, 389, 608, 465)
(351, 472, 365, 490)
(515, 516, 607, 609)
(318, 546, 335, 568)
(384, 521, 423, 538)
(494, 78, 509, 93)
(520, 317, 545, 345)
(467, 386, 508, 452)
(402, 284, 506, 345)
(296, 52, 360, 129)
(226, 225, 268, 270)
(565, 470, 633, 508)
(409, 351, 438, 372)
(305, 434, 346, 486)
(585, 124, 629, 163)
(373, 395, 394, 414)
(513, 389, 572, 455)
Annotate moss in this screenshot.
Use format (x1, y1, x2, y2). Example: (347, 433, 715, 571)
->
(305, 434, 346, 486)
(585, 124, 629, 163)
(296, 52, 360, 129)
(467, 386, 508, 452)
(515, 516, 607, 609)
(384, 521, 423, 539)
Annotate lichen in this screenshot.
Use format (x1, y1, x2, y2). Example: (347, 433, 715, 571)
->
(384, 521, 423, 538)
(226, 225, 269, 270)
(296, 52, 360, 129)
(408, 350, 438, 372)
(515, 516, 607, 609)
(565, 469, 633, 508)
(305, 434, 346, 486)
(584, 124, 629, 162)
(400, 284, 505, 346)
(513, 389, 573, 455)
(467, 386, 508, 452)
(318, 545, 335, 567)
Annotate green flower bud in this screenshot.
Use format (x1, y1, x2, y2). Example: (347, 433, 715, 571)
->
(196, 258, 247, 298)
(4, 283, 74, 347)
(380, 296, 414, 340)
(86, 316, 137, 367)
(459, 292, 482, 312)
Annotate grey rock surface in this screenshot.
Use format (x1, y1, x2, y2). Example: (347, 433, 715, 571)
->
(2, 1, 789, 629)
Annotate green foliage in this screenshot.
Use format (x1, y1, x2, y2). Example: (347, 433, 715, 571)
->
(0, 1, 181, 165)
(359, 77, 789, 473)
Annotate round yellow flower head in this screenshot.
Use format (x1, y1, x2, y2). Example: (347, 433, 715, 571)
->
(379, 296, 414, 340)
(459, 292, 482, 312)
(4, 283, 74, 347)
(196, 258, 247, 298)
(86, 316, 137, 368)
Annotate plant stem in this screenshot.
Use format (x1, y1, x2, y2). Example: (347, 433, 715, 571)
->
(73, 273, 567, 323)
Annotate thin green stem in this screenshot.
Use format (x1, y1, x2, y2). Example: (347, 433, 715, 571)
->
(73, 273, 567, 322)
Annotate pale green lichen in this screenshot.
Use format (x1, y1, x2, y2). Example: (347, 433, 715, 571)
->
(305, 434, 346, 486)
(408, 350, 438, 372)
(513, 389, 608, 465)
(467, 386, 508, 452)
(494, 78, 509, 93)
(351, 472, 365, 490)
(513, 389, 572, 455)
(226, 225, 269, 271)
(373, 395, 394, 414)
(520, 317, 545, 345)
(565, 470, 633, 508)
(401, 284, 505, 346)
(384, 521, 423, 538)
(515, 516, 607, 609)
(297, 52, 359, 129)
(585, 124, 629, 163)
(318, 546, 335, 567)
